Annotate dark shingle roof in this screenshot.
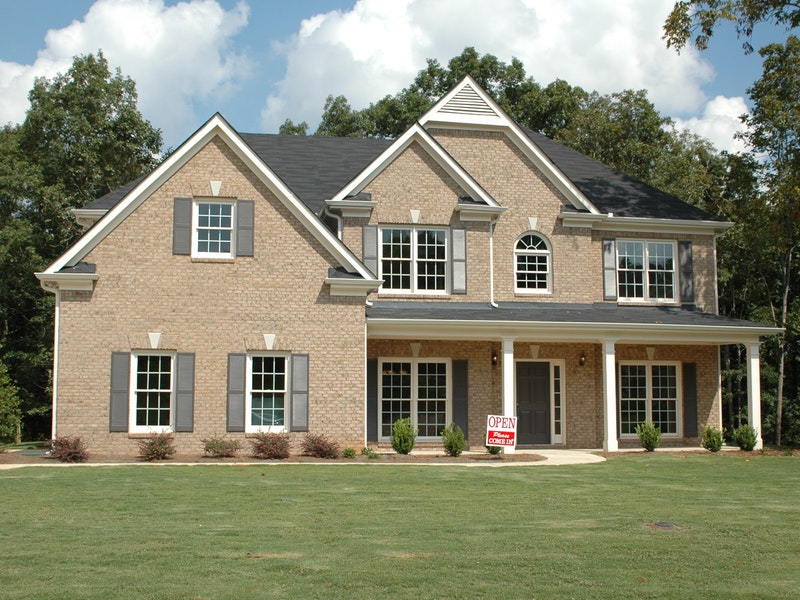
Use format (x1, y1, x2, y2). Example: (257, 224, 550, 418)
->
(83, 176, 146, 211)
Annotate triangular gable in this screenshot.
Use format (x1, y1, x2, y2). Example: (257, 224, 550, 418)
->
(419, 75, 601, 216)
(328, 121, 501, 212)
(41, 114, 378, 282)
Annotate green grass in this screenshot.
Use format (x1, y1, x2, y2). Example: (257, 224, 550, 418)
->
(1, 454, 798, 599)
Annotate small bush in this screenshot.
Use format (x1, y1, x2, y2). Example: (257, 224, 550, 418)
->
(361, 447, 380, 459)
(733, 425, 758, 451)
(250, 432, 291, 460)
(300, 433, 341, 459)
(342, 447, 357, 459)
(701, 425, 724, 452)
(391, 418, 416, 455)
(441, 423, 466, 457)
(485, 444, 502, 455)
(49, 436, 88, 463)
(635, 421, 661, 452)
(137, 432, 176, 461)
(201, 435, 241, 458)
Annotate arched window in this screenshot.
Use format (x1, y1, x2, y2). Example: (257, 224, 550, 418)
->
(515, 233, 551, 293)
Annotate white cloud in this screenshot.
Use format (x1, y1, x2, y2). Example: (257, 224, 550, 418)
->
(0, 0, 250, 145)
(674, 96, 750, 154)
(262, 0, 716, 135)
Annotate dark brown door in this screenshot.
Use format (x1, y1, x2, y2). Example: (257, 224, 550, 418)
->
(517, 362, 550, 445)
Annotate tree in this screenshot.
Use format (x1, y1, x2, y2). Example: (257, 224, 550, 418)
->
(279, 119, 308, 136)
(0, 359, 21, 443)
(315, 95, 365, 137)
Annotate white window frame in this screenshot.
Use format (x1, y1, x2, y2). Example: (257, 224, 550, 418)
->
(246, 354, 290, 433)
(378, 358, 451, 441)
(618, 361, 682, 438)
(616, 239, 677, 303)
(378, 227, 449, 295)
(514, 232, 552, 294)
(129, 352, 175, 434)
(192, 200, 236, 259)
(551, 360, 565, 444)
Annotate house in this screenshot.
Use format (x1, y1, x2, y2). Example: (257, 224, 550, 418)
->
(36, 77, 779, 456)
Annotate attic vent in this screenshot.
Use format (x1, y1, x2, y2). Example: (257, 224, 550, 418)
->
(440, 84, 497, 116)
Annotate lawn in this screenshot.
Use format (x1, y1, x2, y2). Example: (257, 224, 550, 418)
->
(1, 454, 798, 599)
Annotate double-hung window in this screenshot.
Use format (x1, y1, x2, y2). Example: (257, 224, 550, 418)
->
(515, 233, 551, 293)
(617, 240, 676, 302)
(193, 201, 235, 258)
(619, 362, 680, 436)
(380, 228, 448, 293)
(247, 355, 287, 432)
(130, 353, 173, 433)
(379, 359, 450, 439)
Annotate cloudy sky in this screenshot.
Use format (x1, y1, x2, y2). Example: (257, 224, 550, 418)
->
(0, 0, 786, 152)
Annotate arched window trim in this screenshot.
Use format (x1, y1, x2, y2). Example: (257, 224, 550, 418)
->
(514, 231, 552, 294)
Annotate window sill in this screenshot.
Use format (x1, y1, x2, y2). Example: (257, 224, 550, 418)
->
(127, 430, 174, 438)
(191, 257, 236, 263)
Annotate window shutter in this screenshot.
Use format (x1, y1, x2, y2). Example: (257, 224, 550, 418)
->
(236, 200, 255, 257)
(602, 239, 617, 301)
(452, 360, 469, 438)
(227, 353, 246, 432)
(173, 198, 192, 255)
(683, 363, 698, 438)
(174, 353, 195, 432)
(363, 225, 378, 277)
(366, 358, 378, 441)
(290, 354, 309, 432)
(451, 228, 467, 294)
(109, 352, 130, 432)
(679, 241, 694, 304)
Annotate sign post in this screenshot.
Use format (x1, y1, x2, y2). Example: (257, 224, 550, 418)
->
(485, 414, 517, 451)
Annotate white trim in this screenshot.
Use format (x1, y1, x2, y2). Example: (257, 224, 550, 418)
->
(618, 361, 683, 438)
(560, 211, 733, 235)
(129, 351, 175, 434)
(246, 353, 290, 434)
(514, 231, 552, 295)
(191, 199, 236, 259)
(615, 239, 678, 304)
(746, 343, 764, 450)
(325, 276, 382, 297)
(35, 272, 98, 292)
(378, 226, 449, 295)
(602, 340, 618, 452)
(51, 291, 61, 440)
(72, 208, 107, 230)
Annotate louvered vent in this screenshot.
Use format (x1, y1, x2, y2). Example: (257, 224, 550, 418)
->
(439, 84, 497, 116)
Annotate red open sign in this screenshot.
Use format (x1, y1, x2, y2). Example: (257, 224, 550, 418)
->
(486, 415, 517, 447)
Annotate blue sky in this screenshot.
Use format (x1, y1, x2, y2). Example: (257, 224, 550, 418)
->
(0, 0, 790, 152)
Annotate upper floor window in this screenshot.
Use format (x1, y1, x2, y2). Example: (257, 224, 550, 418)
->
(380, 227, 447, 294)
(515, 233, 551, 293)
(194, 201, 235, 258)
(130, 353, 173, 433)
(617, 240, 676, 302)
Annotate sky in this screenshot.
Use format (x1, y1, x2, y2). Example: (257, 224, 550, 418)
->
(0, 0, 791, 153)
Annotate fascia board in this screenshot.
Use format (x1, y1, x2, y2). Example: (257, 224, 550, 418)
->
(35, 272, 98, 292)
(560, 212, 734, 235)
(325, 277, 382, 297)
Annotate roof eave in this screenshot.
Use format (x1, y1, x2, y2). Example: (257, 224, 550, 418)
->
(560, 212, 734, 235)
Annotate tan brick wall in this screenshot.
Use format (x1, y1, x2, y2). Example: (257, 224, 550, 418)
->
(55, 136, 367, 456)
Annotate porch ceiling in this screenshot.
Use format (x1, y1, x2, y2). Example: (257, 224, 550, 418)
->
(365, 302, 781, 345)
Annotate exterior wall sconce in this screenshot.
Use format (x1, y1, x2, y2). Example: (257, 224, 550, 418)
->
(579, 352, 586, 367)
(491, 351, 498, 367)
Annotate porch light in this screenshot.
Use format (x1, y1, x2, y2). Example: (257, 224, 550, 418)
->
(491, 351, 498, 367)
(579, 352, 586, 367)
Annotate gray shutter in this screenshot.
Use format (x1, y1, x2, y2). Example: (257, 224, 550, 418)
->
(452, 360, 469, 438)
(290, 354, 309, 432)
(173, 197, 192, 255)
(363, 225, 378, 277)
(679, 241, 694, 304)
(451, 228, 467, 294)
(109, 352, 130, 432)
(227, 353, 246, 432)
(683, 363, 698, 438)
(367, 359, 378, 441)
(602, 239, 617, 300)
(174, 353, 195, 432)
(236, 200, 254, 257)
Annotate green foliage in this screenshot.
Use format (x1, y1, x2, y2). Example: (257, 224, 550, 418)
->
(391, 418, 416, 455)
(441, 423, 466, 457)
(0, 361, 21, 443)
(137, 433, 176, 461)
(49, 436, 88, 463)
(486, 444, 502, 455)
(342, 447, 357, 459)
(249, 432, 291, 460)
(300, 433, 341, 459)
(733, 424, 759, 451)
(361, 446, 380, 459)
(201, 435, 241, 458)
(635, 421, 662, 452)
(701, 425, 724, 452)
(278, 118, 308, 136)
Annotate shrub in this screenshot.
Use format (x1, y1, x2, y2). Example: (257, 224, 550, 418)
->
(701, 425, 724, 452)
(49, 436, 88, 463)
(485, 444, 502, 455)
(441, 423, 466, 457)
(635, 421, 661, 452)
(733, 424, 758, 451)
(137, 432, 176, 461)
(300, 433, 341, 459)
(250, 432, 291, 460)
(201, 435, 241, 458)
(342, 447, 357, 459)
(361, 446, 380, 459)
(391, 418, 416, 455)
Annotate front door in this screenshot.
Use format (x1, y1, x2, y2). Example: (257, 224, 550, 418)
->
(517, 362, 550, 445)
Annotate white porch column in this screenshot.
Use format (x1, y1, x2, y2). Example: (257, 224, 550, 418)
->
(746, 342, 764, 450)
(502, 338, 516, 454)
(602, 340, 618, 452)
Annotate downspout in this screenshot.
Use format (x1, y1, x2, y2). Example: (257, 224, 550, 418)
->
(51, 289, 61, 440)
(489, 217, 499, 307)
(712, 231, 724, 315)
